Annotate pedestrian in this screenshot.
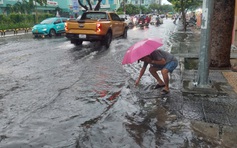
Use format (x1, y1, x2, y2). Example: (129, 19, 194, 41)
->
(135, 49, 178, 94)
(173, 14, 178, 24)
(155, 15, 160, 26)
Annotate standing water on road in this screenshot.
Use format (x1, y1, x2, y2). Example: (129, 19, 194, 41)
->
(0, 19, 232, 147)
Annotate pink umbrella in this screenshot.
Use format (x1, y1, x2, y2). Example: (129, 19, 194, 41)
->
(122, 38, 163, 65)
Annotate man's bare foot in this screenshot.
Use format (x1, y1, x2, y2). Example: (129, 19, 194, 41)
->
(231, 66, 237, 72)
(154, 84, 165, 89)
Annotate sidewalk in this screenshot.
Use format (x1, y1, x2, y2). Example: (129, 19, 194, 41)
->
(173, 20, 237, 147)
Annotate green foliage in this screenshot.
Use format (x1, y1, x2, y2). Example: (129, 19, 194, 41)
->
(125, 4, 140, 15)
(167, 0, 202, 12)
(0, 13, 54, 30)
(148, 3, 174, 14)
(167, 0, 202, 31)
(117, 3, 173, 15)
(33, 0, 47, 6)
(116, 11, 125, 15)
(6, 0, 49, 14)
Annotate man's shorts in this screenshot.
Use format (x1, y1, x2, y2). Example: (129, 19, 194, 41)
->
(151, 60, 178, 73)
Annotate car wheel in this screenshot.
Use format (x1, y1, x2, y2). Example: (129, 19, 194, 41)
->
(103, 32, 112, 49)
(122, 28, 128, 39)
(49, 29, 56, 37)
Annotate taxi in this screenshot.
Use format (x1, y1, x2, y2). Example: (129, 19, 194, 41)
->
(32, 17, 68, 38)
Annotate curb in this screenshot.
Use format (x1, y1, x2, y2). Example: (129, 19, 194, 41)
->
(0, 28, 31, 36)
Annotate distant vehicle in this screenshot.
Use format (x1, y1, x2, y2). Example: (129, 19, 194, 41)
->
(160, 14, 165, 18)
(167, 12, 174, 18)
(32, 17, 69, 38)
(119, 14, 134, 28)
(186, 16, 197, 27)
(150, 15, 163, 25)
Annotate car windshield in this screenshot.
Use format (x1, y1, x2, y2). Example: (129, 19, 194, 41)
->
(40, 18, 55, 24)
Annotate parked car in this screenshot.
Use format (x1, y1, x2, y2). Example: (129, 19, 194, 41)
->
(32, 17, 69, 38)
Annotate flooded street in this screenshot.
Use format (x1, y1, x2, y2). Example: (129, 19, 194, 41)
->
(0, 19, 234, 148)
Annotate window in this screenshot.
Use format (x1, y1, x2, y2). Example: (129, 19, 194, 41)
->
(110, 13, 121, 21)
(82, 13, 107, 20)
(62, 18, 68, 23)
(54, 19, 61, 24)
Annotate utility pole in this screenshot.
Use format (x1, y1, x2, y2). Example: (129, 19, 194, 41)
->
(196, 0, 214, 87)
(123, 0, 125, 15)
(34, 0, 38, 24)
(139, 0, 141, 15)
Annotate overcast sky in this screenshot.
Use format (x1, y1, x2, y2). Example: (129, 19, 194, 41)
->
(162, 0, 171, 5)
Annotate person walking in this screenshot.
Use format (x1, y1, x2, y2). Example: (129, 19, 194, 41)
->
(135, 49, 178, 94)
(173, 14, 178, 24)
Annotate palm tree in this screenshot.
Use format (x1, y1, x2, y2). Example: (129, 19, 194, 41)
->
(12, 1, 22, 13)
(29, 0, 47, 23)
(4, 4, 12, 14)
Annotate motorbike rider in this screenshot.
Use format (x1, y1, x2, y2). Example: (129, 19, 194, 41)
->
(139, 14, 146, 24)
(156, 15, 160, 26)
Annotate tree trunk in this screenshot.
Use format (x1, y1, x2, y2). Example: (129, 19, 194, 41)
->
(94, 0, 102, 11)
(180, 0, 187, 31)
(210, 0, 235, 68)
(86, 0, 92, 10)
(78, 0, 88, 11)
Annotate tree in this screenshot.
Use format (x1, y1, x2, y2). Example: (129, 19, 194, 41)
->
(12, 1, 22, 13)
(29, 0, 47, 23)
(210, 0, 235, 68)
(78, 0, 102, 11)
(117, 4, 152, 15)
(148, 3, 174, 14)
(33, 0, 47, 6)
(117, 4, 140, 15)
(3, 4, 12, 14)
(22, 0, 33, 14)
(94, 0, 102, 11)
(168, 0, 202, 31)
(149, 3, 160, 12)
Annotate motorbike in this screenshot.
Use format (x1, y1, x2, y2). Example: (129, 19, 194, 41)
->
(186, 17, 196, 27)
(138, 19, 149, 29)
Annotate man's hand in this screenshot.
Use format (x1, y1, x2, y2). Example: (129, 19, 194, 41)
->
(135, 79, 140, 86)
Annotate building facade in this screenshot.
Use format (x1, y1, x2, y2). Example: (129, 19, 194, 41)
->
(0, 0, 158, 16)
(0, 0, 60, 14)
(0, 0, 124, 16)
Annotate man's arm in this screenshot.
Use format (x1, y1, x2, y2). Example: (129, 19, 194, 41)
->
(151, 58, 166, 65)
(135, 66, 146, 86)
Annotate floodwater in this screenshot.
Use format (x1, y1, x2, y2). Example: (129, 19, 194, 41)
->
(0, 19, 235, 148)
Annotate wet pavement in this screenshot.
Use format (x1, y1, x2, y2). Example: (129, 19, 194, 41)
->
(171, 20, 237, 148)
(0, 19, 237, 148)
